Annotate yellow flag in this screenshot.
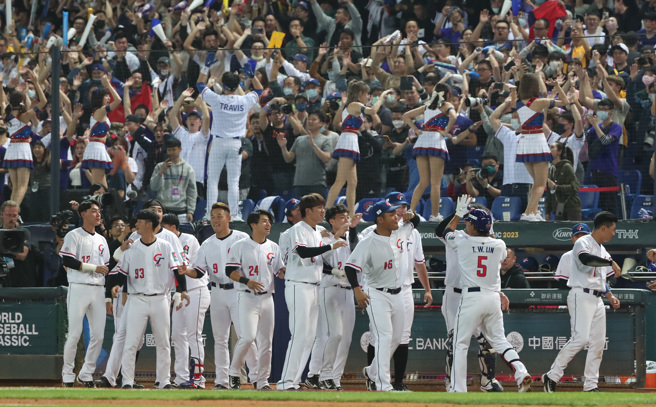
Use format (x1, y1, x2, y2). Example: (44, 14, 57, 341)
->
(269, 31, 286, 49)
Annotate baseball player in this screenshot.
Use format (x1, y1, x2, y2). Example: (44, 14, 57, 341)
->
(443, 195, 532, 393)
(543, 212, 622, 393)
(161, 214, 208, 389)
(278, 198, 301, 267)
(197, 63, 263, 220)
(108, 210, 191, 389)
(276, 193, 348, 391)
(60, 201, 110, 388)
(223, 210, 284, 390)
(345, 200, 419, 392)
(96, 200, 185, 389)
(191, 202, 258, 389)
(435, 205, 507, 392)
(358, 192, 432, 392)
(306, 205, 361, 390)
(554, 223, 591, 288)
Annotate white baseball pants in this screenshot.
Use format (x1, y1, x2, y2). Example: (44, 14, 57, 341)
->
(103, 293, 145, 386)
(206, 138, 241, 217)
(400, 285, 415, 344)
(229, 291, 275, 388)
(546, 287, 606, 391)
(172, 286, 211, 385)
(62, 284, 106, 383)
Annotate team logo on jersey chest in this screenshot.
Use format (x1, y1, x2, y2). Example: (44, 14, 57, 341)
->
(267, 252, 274, 265)
(154, 254, 164, 266)
(98, 244, 105, 256)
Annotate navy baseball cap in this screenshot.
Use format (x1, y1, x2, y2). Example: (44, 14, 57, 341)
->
(284, 198, 300, 216)
(92, 64, 105, 72)
(297, 1, 309, 10)
(385, 191, 408, 206)
(371, 200, 399, 218)
(540, 255, 560, 272)
(571, 223, 591, 236)
(293, 54, 309, 64)
(304, 78, 320, 87)
(186, 109, 202, 120)
(520, 256, 539, 273)
(326, 91, 342, 100)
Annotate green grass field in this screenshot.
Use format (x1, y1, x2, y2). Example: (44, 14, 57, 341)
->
(1, 388, 655, 406)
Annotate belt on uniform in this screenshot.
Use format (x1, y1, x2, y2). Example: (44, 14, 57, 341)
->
(334, 285, 352, 290)
(375, 287, 401, 295)
(287, 279, 320, 286)
(457, 287, 481, 293)
(133, 293, 161, 297)
(453, 287, 462, 294)
(583, 288, 603, 297)
(244, 289, 268, 296)
(211, 282, 234, 290)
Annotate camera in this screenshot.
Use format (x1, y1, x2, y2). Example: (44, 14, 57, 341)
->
(280, 104, 293, 115)
(50, 210, 75, 238)
(329, 100, 340, 111)
(464, 97, 488, 108)
(84, 192, 115, 207)
(0, 229, 27, 286)
(476, 165, 496, 179)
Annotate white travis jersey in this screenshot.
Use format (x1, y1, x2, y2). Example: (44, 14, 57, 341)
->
(128, 228, 185, 265)
(554, 250, 573, 281)
(285, 221, 324, 283)
(112, 238, 181, 295)
(60, 228, 110, 285)
(346, 223, 414, 289)
(227, 238, 284, 293)
(569, 234, 613, 291)
(200, 88, 259, 139)
(179, 232, 206, 290)
(444, 231, 507, 292)
(173, 126, 209, 183)
(321, 232, 352, 287)
(193, 230, 249, 285)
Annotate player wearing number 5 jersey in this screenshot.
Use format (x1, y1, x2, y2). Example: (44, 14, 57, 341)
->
(60, 201, 110, 388)
(542, 212, 622, 393)
(224, 210, 285, 390)
(443, 195, 532, 393)
(345, 200, 420, 392)
(192, 202, 258, 389)
(107, 210, 192, 389)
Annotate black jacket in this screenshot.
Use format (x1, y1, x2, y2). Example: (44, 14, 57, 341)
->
(501, 264, 530, 288)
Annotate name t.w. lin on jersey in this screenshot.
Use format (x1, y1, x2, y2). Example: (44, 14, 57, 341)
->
(472, 246, 495, 253)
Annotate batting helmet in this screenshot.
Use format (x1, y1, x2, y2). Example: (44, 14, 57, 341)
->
(465, 208, 492, 233)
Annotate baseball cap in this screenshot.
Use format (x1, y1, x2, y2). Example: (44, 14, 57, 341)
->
(519, 256, 539, 273)
(612, 43, 629, 54)
(144, 198, 165, 211)
(125, 114, 143, 124)
(284, 198, 300, 216)
(304, 78, 320, 87)
(293, 54, 309, 64)
(326, 91, 342, 100)
(157, 56, 170, 65)
(371, 200, 399, 218)
(385, 191, 408, 206)
(370, 81, 384, 92)
(571, 223, 591, 236)
(92, 64, 105, 72)
(297, 1, 308, 10)
(186, 109, 202, 120)
(540, 255, 560, 273)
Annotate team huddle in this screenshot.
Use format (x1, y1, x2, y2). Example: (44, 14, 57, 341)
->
(59, 192, 622, 392)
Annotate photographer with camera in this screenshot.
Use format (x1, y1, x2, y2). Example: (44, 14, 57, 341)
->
(0, 200, 34, 287)
(465, 154, 502, 208)
(42, 210, 75, 287)
(260, 98, 297, 196)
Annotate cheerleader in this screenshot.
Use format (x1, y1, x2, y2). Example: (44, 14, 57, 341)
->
(3, 70, 47, 205)
(83, 74, 122, 188)
(515, 74, 567, 221)
(327, 81, 391, 216)
(403, 84, 457, 222)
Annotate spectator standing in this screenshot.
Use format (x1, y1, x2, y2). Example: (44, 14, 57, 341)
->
(310, 0, 363, 48)
(23, 141, 51, 223)
(260, 99, 297, 196)
(546, 143, 582, 221)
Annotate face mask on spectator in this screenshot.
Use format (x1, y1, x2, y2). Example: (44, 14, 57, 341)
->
(643, 75, 655, 86)
(296, 102, 307, 112)
(510, 118, 521, 130)
(371, 96, 379, 105)
(320, 125, 326, 133)
(385, 94, 396, 104)
(306, 89, 318, 99)
(492, 7, 500, 13)
(160, 69, 169, 76)
(28, 89, 36, 99)
(596, 111, 609, 120)
(252, 55, 264, 60)
(518, 17, 528, 27)
(392, 120, 405, 129)
(283, 87, 294, 96)
(606, 21, 618, 31)
(549, 61, 561, 71)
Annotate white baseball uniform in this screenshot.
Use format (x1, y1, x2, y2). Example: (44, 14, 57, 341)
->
(554, 250, 573, 282)
(227, 237, 284, 388)
(60, 228, 110, 383)
(277, 221, 325, 390)
(545, 234, 614, 391)
(102, 228, 184, 386)
(346, 222, 414, 392)
(444, 230, 530, 392)
(307, 232, 357, 386)
(172, 232, 209, 386)
(111, 237, 182, 389)
(193, 230, 258, 387)
(200, 88, 259, 217)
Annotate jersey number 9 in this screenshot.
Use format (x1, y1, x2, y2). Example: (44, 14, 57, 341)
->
(477, 256, 487, 277)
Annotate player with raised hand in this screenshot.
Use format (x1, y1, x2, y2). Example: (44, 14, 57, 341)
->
(443, 195, 533, 393)
(191, 202, 258, 390)
(345, 201, 420, 392)
(221, 210, 284, 391)
(60, 200, 110, 388)
(542, 212, 622, 393)
(107, 210, 191, 390)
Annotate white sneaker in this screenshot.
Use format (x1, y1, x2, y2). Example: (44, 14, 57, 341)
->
(531, 212, 546, 222)
(428, 214, 444, 222)
(231, 215, 244, 222)
(520, 213, 535, 221)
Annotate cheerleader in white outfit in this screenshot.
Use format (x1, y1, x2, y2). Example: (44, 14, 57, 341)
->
(515, 74, 568, 221)
(327, 81, 391, 216)
(3, 70, 47, 205)
(83, 74, 122, 188)
(403, 84, 457, 222)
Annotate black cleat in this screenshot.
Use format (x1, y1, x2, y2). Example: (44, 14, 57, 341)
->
(584, 388, 600, 392)
(153, 382, 159, 388)
(229, 375, 241, 389)
(162, 383, 177, 389)
(122, 384, 133, 389)
(392, 382, 411, 392)
(212, 384, 228, 390)
(62, 382, 74, 388)
(132, 382, 144, 389)
(76, 376, 96, 388)
(259, 385, 273, 391)
(94, 376, 113, 388)
(304, 375, 321, 389)
(481, 379, 504, 392)
(335, 385, 344, 391)
(363, 367, 376, 391)
(178, 381, 197, 389)
(542, 373, 556, 393)
(320, 379, 337, 390)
